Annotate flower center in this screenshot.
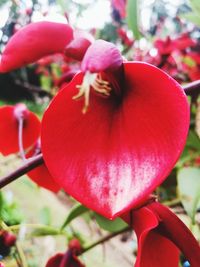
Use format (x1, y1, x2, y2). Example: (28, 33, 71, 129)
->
(73, 71, 112, 113)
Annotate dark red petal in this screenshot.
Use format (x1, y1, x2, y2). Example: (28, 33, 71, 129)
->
(26, 144, 60, 192)
(121, 207, 180, 267)
(0, 22, 73, 72)
(0, 106, 40, 155)
(149, 202, 200, 267)
(27, 162, 60, 193)
(65, 37, 91, 61)
(41, 62, 189, 219)
(81, 39, 123, 73)
(45, 253, 64, 267)
(64, 30, 94, 61)
(60, 251, 85, 267)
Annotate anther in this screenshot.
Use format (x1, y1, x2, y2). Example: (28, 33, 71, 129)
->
(73, 72, 112, 113)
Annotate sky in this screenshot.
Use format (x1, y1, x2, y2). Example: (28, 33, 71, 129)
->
(0, 0, 189, 30)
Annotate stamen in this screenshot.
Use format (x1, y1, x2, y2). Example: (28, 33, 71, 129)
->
(73, 72, 112, 113)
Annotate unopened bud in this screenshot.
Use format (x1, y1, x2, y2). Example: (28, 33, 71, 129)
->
(14, 103, 29, 120)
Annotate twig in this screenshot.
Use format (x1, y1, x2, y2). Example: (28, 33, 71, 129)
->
(0, 154, 44, 189)
(80, 226, 131, 255)
(183, 80, 200, 96)
(15, 80, 53, 97)
(15, 242, 28, 267)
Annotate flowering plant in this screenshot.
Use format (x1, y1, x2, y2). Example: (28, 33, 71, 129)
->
(0, 1, 200, 267)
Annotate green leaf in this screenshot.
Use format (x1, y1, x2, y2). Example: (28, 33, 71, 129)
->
(181, 12, 200, 27)
(94, 213, 128, 232)
(126, 0, 141, 40)
(61, 203, 89, 229)
(40, 75, 52, 91)
(177, 167, 200, 221)
(0, 191, 3, 218)
(182, 56, 196, 68)
(31, 226, 61, 237)
(187, 130, 200, 150)
(190, 0, 200, 13)
(56, 0, 69, 12)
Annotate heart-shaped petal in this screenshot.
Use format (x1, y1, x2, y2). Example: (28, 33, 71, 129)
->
(41, 62, 189, 219)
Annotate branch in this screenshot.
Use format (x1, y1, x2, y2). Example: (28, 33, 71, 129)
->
(80, 226, 131, 255)
(183, 80, 200, 96)
(0, 154, 44, 189)
(15, 80, 53, 97)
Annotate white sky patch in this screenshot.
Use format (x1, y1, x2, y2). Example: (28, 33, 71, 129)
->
(75, 0, 111, 29)
(32, 11, 68, 24)
(0, 3, 10, 27)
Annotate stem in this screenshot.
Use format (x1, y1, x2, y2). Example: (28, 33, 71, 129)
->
(13, 253, 22, 267)
(162, 198, 181, 207)
(15, 80, 53, 97)
(18, 117, 27, 162)
(0, 154, 44, 189)
(15, 242, 28, 267)
(183, 80, 200, 96)
(80, 226, 131, 255)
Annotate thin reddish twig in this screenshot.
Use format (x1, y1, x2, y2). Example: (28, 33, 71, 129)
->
(0, 154, 44, 189)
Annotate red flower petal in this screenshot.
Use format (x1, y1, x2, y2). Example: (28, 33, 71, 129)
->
(64, 30, 94, 61)
(150, 202, 200, 267)
(121, 206, 180, 267)
(41, 62, 189, 219)
(45, 251, 85, 267)
(46, 253, 64, 267)
(0, 22, 73, 72)
(0, 105, 40, 155)
(26, 144, 60, 193)
(60, 252, 85, 267)
(27, 164, 60, 193)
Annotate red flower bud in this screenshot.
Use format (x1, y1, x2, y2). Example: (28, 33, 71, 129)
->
(81, 40, 123, 73)
(2, 231, 16, 247)
(0, 231, 16, 257)
(68, 239, 82, 254)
